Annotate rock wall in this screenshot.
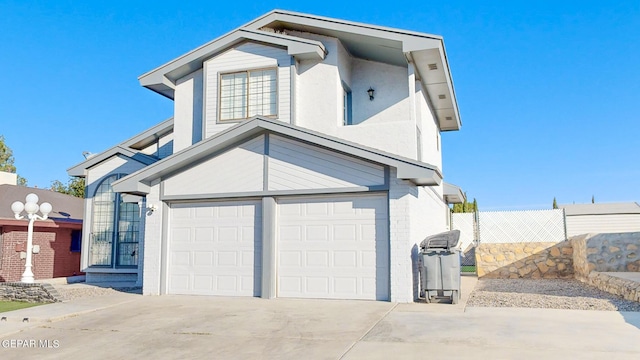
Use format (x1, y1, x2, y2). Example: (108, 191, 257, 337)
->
(476, 241, 574, 279)
(571, 232, 640, 303)
(583, 272, 640, 302)
(571, 232, 640, 277)
(0, 283, 59, 303)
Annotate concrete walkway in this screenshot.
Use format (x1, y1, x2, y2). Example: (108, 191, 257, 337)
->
(0, 276, 638, 359)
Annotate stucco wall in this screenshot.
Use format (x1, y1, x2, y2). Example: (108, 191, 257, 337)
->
(476, 241, 574, 279)
(174, 69, 203, 152)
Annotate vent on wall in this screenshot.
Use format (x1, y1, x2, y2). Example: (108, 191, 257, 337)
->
(445, 116, 453, 121)
(438, 94, 446, 99)
(428, 63, 438, 70)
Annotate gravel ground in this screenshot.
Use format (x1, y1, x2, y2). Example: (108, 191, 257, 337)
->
(467, 279, 640, 312)
(54, 285, 141, 301)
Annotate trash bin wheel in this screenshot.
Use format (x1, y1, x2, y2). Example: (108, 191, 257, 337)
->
(451, 290, 459, 305)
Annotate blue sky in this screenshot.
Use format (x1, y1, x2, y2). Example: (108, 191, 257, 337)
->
(1, 1, 638, 210)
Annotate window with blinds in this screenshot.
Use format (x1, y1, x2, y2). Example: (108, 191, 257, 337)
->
(219, 69, 277, 121)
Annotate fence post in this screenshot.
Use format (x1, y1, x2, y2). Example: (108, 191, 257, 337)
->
(562, 208, 568, 240)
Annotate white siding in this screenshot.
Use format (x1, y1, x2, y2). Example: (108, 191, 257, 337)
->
(268, 135, 385, 190)
(566, 214, 640, 237)
(163, 135, 264, 196)
(204, 42, 291, 138)
(140, 132, 174, 159)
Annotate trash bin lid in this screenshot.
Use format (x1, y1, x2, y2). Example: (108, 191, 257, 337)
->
(420, 230, 461, 250)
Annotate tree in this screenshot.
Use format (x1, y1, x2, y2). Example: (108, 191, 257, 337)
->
(0, 135, 17, 173)
(452, 193, 478, 213)
(50, 177, 85, 198)
(552, 197, 558, 209)
(0, 135, 27, 185)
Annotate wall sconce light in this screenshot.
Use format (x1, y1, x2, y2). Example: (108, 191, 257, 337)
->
(367, 87, 375, 101)
(147, 204, 158, 215)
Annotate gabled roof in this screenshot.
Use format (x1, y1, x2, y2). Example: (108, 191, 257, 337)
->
(560, 202, 640, 216)
(0, 185, 83, 223)
(139, 9, 461, 131)
(67, 146, 158, 177)
(139, 28, 326, 99)
(112, 117, 443, 195)
(67, 118, 173, 177)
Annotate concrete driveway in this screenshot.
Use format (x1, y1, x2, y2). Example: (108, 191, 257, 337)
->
(1, 278, 640, 359)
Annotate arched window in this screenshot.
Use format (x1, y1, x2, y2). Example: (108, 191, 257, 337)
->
(90, 174, 140, 267)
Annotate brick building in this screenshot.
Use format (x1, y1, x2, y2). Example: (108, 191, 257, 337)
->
(0, 173, 84, 282)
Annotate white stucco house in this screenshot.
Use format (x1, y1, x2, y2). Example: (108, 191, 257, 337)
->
(68, 10, 464, 303)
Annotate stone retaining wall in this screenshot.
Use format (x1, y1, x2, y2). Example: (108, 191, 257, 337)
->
(476, 241, 574, 279)
(0, 283, 59, 303)
(571, 232, 640, 279)
(583, 272, 640, 302)
(570, 232, 640, 302)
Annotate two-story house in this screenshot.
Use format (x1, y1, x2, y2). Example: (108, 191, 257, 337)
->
(68, 10, 464, 303)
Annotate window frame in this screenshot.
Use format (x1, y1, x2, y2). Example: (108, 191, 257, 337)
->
(88, 174, 141, 269)
(217, 67, 279, 123)
(342, 82, 353, 126)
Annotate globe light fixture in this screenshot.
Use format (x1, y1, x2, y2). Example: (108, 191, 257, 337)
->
(11, 193, 52, 283)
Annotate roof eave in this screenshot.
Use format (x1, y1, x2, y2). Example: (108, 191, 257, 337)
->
(67, 146, 158, 177)
(138, 28, 326, 99)
(112, 117, 443, 194)
(443, 182, 466, 204)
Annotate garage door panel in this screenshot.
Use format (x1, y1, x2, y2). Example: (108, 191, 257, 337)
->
(194, 252, 213, 266)
(306, 251, 329, 267)
(277, 194, 389, 300)
(168, 200, 261, 296)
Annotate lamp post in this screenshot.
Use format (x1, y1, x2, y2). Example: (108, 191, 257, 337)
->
(11, 193, 52, 283)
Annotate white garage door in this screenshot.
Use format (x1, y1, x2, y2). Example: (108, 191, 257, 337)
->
(277, 194, 389, 300)
(168, 200, 261, 296)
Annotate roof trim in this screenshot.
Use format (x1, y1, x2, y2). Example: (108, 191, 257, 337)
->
(113, 117, 442, 195)
(67, 146, 158, 177)
(122, 117, 174, 149)
(67, 119, 173, 177)
(443, 182, 465, 204)
(138, 28, 326, 99)
(243, 10, 461, 131)
(243, 9, 444, 44)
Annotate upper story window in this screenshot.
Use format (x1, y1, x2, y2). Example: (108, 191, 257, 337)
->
(342, 83, 353, 126)
(219, 68, 277, 121)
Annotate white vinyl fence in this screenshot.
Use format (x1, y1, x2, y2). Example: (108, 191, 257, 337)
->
(452, 213, 476, 251)
(478, 209, 566, 243)
(451, 209, 567, 245)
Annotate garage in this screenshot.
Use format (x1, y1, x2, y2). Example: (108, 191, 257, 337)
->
(277, 194, 389, 300)
(167, 200, 262, 296)
(113, 119, 443, 302)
